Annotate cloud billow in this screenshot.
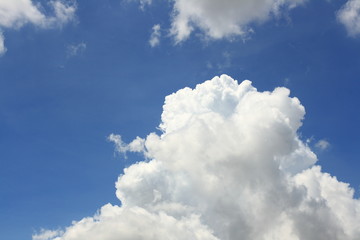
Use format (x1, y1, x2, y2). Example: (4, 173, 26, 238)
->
(34, 75, 360, 240)
(134, 0, 306, 43)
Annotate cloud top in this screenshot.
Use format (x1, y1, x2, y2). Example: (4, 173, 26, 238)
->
(35, 75, 360, 240)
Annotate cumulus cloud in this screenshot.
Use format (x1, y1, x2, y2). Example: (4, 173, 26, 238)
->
(135, 0, 305, 43)
(0, 0, 77, 54)
(337, 0, 360, 36)
(149, 24, 161, 47)
(34, 75, 360, 240)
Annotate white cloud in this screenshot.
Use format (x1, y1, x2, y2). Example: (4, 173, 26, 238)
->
(39, 204, 218, 240)
(67, 42, 86, 57)
(35, 75, 360, 240)
(108, 134, 145, 158)
(0, 0, 76, 28)
(0, 0, 77, 55)
(206, 51, 232, 72)
(0, 31, 6, 55)
(135, 0, 306, 43)
(0, 0, 46, 28)
(315, 139, 330, 150)
(139, 0, 152, 10)
(149, 24, 161, 47)
(32, 229, 63, 240)
(337, 0, 360, 36)
(51, 1, 77, 25)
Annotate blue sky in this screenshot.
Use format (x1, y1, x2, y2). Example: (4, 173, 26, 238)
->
(1, 0, 360, 239)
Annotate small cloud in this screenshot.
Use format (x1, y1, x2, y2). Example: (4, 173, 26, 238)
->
(337, 0, 360, 37)
(46, 0, 78, 28)
(306, 136, 314, 144)
(32, 229, 63, 240)
(0, 32, 7, 56)
(139, 0, 152, 10)
(315, 139, 330, 151)
(0, 0, 77, 55)
(108, 134, 145, 158)
(149, 24, 161, 47)
(134, 0, 306, 43)
(67, 42, 86, 57)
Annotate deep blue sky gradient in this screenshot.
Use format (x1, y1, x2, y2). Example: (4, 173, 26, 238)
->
(0, 1, 359, 239)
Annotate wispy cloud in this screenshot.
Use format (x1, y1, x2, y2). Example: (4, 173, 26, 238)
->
(315, 139, 330, 151)
(337, 0, 360, 37)
(108, 134, 145, 158)
(32, 229, 63, 240)
(0, 31, 6, 56)
(67, 42, 86, 57)
(149, 24, 161, 47)
(0, 0, 77, 55)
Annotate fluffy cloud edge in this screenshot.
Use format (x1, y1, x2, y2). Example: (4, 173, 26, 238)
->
(337, 0, 360, 37)
(131, 0, 306, 43)
(0, 0, 77, 55)
(32, 229, 64, 240)
(34, 75, 360, 240)
(0, 32, 6, 56)
(132, 0, 360, 43)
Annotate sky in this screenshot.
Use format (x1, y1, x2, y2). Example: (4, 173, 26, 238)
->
(0, 0, 360, 239)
